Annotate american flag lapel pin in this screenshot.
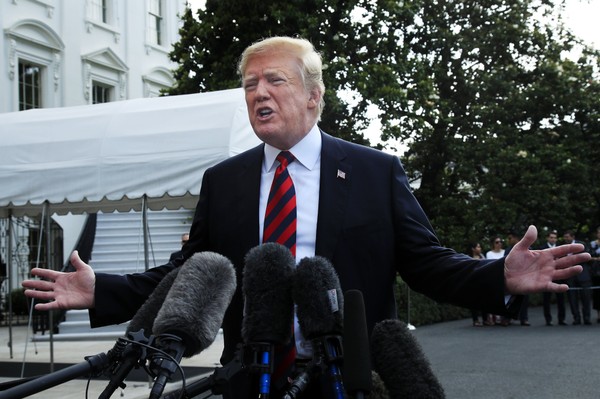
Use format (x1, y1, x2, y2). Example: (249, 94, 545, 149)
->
(337, 169, 346, 179)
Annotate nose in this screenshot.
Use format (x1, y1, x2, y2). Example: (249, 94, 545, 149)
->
(254, 79, 270, 101)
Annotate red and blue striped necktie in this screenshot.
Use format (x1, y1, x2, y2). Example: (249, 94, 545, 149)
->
(263, 151, 297, 256)
(263, 150, 297, 391)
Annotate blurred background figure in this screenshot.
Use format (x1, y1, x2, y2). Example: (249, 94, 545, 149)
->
(505, 230, 529, 326)
(588, 226, 600, 323)
(564, 230, 592, 325)
(485, 236, 505, 325)
(539, 230, 566, 326)
(467, 242, 489, 326)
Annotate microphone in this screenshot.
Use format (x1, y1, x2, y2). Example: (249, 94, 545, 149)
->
(128, 267, 181, 336)
(342, 290, 372, 399)
(241, 242, 295, 398)
(100, 267, 181, 399)
(370, 370, 391, 399)
(293, 256, 345, 399)
(371, 319, 445, 399)
(148, 252, 237, 399)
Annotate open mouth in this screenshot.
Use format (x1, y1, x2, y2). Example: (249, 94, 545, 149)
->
(257, 107, 273, 119)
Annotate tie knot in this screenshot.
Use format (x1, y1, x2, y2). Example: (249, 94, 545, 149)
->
(276, 151, 295, 169)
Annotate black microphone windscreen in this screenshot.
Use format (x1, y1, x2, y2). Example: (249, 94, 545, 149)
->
(293, 256, 343, 339)
(241, 242, 295, 344)
(371, 320, 445, 399)
(370, 370, 390, 399)
(342, 289, 372, 394)
(127, 267, 180, 335)
(152, 252, 237, 357)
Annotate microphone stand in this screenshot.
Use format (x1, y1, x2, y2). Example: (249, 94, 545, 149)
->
(311, 335, 345, 399)
(0, 352, 110, 399)
(162, 343, 246, 399)
(0, 329, 150, 399)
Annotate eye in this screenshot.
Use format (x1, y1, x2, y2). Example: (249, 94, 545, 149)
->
(270, 76, 286, 84)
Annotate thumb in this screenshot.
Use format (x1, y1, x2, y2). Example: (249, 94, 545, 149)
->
(514, 225, 537, 251)
(70, 250, 88, 271)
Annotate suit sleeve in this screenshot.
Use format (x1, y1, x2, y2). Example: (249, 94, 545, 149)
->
(88, 163, 222, 328)
(89, 264, 176, 327)
(388, 156, 521, 315)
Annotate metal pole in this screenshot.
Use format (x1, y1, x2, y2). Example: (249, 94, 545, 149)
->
(45, 202, 54, 372)
(407, 287, 416, 330)
(142, 195, 149, 271)
(7, 210, 13, 358)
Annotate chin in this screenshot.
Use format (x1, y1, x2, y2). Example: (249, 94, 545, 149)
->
(255, 129, 283, 145)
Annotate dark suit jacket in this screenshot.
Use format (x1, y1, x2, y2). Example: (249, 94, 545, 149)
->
(91, 131, 514, 364)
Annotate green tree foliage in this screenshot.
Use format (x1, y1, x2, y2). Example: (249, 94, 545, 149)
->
(168, 0, 600, 250)
(377, 0, 600, 249)
(167, 0, 370, 144)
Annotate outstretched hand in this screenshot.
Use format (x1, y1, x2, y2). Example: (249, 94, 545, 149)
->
(22, 250, 96, 311)
(504, 225, 589, 295)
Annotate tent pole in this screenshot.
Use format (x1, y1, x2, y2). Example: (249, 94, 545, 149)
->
(142, 195, 149, 271)
(7, 209, 13, 359)
(45, 202, 55, 372)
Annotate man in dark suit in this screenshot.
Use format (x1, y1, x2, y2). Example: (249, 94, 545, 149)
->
(540, 230, 567, 326)
(23, 37, 589, 397)
(563, 230, 592, 325)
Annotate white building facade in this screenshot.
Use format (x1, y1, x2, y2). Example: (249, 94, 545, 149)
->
(1, 0, 186, 113)
(0, 0, 193, 332)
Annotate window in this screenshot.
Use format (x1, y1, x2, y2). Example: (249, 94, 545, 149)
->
(148, 0, 163, 46)
(6, 20, 64, 111)
(92, 82, 111, 104)
(142, 67, 175, 97)
(82, 48, 128, 103)
(19, 61, 42, 110)
(88, 0, 108, 23)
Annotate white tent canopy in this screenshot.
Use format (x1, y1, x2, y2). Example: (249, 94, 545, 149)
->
(0, 88, 260, 217)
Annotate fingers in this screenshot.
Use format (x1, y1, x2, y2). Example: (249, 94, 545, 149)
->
(70, 250, 84, 269)
(27, 267, 59, 281)
(22, 278, 54, 291)
(553, 252, 591, 269)
(545, 281, 570, 293)
(516, 225, 537, 250)
(552, 265, 583, 281)
(24, 288, 55, 302)
(550, 244, 591, 261)
(70, 250, 93, 273)
(35, 301, 60, 311)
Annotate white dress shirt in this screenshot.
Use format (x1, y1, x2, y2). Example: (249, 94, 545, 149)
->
(259, 124, 321, 358)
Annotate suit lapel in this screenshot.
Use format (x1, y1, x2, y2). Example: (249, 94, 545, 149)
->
(234, 144, 264, 250)
(315, 132, 352, 260)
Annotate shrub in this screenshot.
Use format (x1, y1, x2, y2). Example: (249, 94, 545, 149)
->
(395, 277, 471, 326)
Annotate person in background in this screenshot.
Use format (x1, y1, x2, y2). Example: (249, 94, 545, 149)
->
(563, 230, 592, 325)
(21, 36, 589, 399)
(504, 230, 529, 326)
(467, 242, 491, 326)
(181, 233, 189, 246)
(588, 226, 600, 323)
(486, 236, 505, 260)
(485, 236, 505, 325)
(169, 233, 190, 262)
(539, 230, 566, 326)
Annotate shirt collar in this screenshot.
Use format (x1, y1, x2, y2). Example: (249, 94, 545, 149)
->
(263, 124, 321, 172)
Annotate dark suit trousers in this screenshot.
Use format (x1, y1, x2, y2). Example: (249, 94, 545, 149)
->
(543, 291, 566, 323)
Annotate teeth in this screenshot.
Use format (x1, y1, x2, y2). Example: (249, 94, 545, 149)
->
(259, 109, 272, 117)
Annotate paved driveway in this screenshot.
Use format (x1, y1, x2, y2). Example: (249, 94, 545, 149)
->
(414, 305, 599, 399)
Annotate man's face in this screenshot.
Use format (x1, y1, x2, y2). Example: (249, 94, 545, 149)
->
(563, 233, 574, 244)
(242, 49, 319, 150)
(547, 233, 557, 245)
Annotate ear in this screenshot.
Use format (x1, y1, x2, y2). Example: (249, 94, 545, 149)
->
(307, 88, 321, 110)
